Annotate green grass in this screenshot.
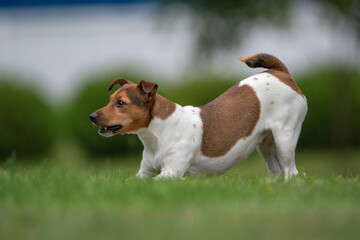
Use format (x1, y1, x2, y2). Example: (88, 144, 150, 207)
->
(0, 150, 360, 240)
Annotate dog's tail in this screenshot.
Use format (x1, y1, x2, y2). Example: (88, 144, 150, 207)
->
(238, 53, 289, 73)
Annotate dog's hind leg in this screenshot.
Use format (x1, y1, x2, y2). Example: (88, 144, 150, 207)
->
(257, 131, 283, 177)
(272, 121, 303, 181)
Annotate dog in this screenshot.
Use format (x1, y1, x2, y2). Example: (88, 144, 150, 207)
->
(90, 53, 307, 180)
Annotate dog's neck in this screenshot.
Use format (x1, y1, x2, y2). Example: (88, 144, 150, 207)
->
(150, 94, 177, 120)
(137, 94, 180, 153)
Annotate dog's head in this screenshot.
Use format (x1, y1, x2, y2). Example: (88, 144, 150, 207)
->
(90, 78, 158, 137)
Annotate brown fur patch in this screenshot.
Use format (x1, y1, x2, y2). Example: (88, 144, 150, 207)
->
(122, 85, 142, 105)
(266, 69, 303, 96)
(151, 94, 176, 120)
(239, 53, 289, 73)
(200, 84, 261, 157)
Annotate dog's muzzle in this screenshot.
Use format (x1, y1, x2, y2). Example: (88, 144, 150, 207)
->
(98, 125, 123, 136)
(89, 112, 123, 137)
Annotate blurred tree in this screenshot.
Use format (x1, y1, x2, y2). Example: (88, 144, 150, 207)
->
(162, 75, 236, 106)
(297, 69, 360, 150)
(318, 0, 360, 41)
(160, 0, 291, 58)
(0, 80, 55, 159)
(316, 0, 360, 150)
(160, 0, 360, 57)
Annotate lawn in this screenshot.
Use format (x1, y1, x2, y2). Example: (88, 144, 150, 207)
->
(0, 150, 359, 240)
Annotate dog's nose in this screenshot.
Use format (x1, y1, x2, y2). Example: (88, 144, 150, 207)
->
(89, 113, 98, 123)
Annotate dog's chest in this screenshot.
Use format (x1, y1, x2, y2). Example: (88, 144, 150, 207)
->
(138, 105, 203, 170)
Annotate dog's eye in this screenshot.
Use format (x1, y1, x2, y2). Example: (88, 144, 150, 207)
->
(116, 100, 126, 106)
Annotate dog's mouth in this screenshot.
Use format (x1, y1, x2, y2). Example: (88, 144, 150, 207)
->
(98, 124, 123, 136)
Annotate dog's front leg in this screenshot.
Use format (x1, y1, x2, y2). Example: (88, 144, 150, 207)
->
(136, 170, 153, 179)
(154, 168, 180, 180)
(134, 148, 156, 179)
(136, 157, 154, 179)
(153, 153, 193, 180)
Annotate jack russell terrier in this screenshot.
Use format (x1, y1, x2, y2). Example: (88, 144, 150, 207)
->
(90, 53, 307, 181)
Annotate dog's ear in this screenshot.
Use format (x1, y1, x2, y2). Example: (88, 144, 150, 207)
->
(108, 78, 133, 92)
(137, 80, 158, 103)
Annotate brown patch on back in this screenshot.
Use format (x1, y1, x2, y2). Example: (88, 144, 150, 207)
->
(200, 84, 261, 158)
(266, 69, 303, 96)
(151, 94, 176, 120)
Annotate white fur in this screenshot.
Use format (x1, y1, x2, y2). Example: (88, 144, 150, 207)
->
(135, 72, 307, 180)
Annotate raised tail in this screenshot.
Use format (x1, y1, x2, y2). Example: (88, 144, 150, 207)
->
(238, 53, 289, 73)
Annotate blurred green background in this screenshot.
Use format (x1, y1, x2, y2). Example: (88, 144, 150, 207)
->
(1, 67, 360, 160)
(0, 0, 359, 160)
